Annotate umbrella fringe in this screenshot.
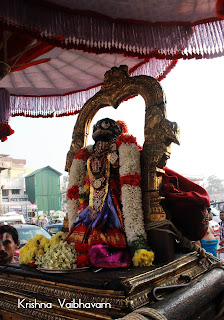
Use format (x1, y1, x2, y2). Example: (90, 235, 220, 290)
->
(9, 59, 177, 118)
(1, 0, 224, 58)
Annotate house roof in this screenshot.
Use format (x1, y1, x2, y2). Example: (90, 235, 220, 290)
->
(25, 166, 62, 178)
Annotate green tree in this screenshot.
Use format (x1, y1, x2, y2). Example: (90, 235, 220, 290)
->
(207, 175, 223, 194)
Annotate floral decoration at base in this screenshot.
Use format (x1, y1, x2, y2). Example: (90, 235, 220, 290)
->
(19, 231, 79, 270)
(19, 234, 51, 265)
(36, 241, 78, 270)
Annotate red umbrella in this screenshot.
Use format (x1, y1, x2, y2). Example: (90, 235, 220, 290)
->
(0, 0, 223, 140)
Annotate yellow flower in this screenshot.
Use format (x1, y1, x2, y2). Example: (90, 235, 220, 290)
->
(19, 246, 35, 264)
(29, 246, 36, 257)
(32, 234, 46, 246)
(132, 249, 154, 267)
(43, 239, 51, 252)
(28, 241, 37, 251)
(26, 238, 33, 247)
(19, 234, 51, 265)
(19, 246, 28, 263)
(50, 232, 66, 246)
(36, 249, 45, 257)
(79, 198, 84, 204)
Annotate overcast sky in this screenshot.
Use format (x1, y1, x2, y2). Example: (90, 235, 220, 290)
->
(1, 57, 224, 181)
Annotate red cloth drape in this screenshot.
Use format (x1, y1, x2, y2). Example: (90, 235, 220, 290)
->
(161, 167, 210, 240)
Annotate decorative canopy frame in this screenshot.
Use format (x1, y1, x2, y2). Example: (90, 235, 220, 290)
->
(0, 0, 223, 124)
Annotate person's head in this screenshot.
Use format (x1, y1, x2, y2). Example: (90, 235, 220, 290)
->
(207, 207, 213, 221)
(220, 211, 224, 221)
(0, 225, 20, 265)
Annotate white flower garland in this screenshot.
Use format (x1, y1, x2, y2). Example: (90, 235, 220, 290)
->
(118, 136, 147, 244)
(67, 198, 80, 228)
(67, 155, 86, 227)
(68, 158, 86, 189)
(67, 145, 93, 227)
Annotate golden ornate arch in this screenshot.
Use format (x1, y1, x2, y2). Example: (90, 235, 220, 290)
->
(65, 65, 179, 229)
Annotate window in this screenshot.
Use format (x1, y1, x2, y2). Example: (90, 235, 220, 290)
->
(12, 189, 20, 195)
(2, 190, 9, 196)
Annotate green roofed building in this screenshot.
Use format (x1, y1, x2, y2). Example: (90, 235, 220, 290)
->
(25, 166, 61, 215)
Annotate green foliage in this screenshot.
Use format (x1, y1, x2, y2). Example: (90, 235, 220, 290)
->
(129, 235, 151, 256)
(207, 175, 223, 193)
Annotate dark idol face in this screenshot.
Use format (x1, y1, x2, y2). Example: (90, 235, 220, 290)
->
(92, 118, 122, 142)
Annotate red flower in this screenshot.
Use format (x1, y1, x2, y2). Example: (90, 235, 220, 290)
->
(120, 172, 141, 187)
(67, 185, 79, 200)
(75, 243, 90, 254)
(75, 148, 91, 161)
(77, 202, 87, 211)
(76, 253, 90, 268)
(29, 261, 36, 268)
(117, 134, 137, 147)
(116, 120, 128, 133)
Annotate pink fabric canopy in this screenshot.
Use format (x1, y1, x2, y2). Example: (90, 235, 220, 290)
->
(0, 0, 223, 118)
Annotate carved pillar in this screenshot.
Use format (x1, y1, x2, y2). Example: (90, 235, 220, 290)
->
(142, 103, 179, 264)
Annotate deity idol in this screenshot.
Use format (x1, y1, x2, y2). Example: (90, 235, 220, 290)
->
(66, 118, 154, 268)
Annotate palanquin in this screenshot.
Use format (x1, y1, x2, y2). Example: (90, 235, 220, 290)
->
(1, 66, 224, 320)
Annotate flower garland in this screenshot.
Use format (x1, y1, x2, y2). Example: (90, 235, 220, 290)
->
(118, 134, 147, 244)
(67, 146, 92, 227)
(118, 133, 154, 265)
(67, 134, 154, 266)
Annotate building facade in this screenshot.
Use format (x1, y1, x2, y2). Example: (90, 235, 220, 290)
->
(0, 154, 35, 215)
(25, 166, 62, 215)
